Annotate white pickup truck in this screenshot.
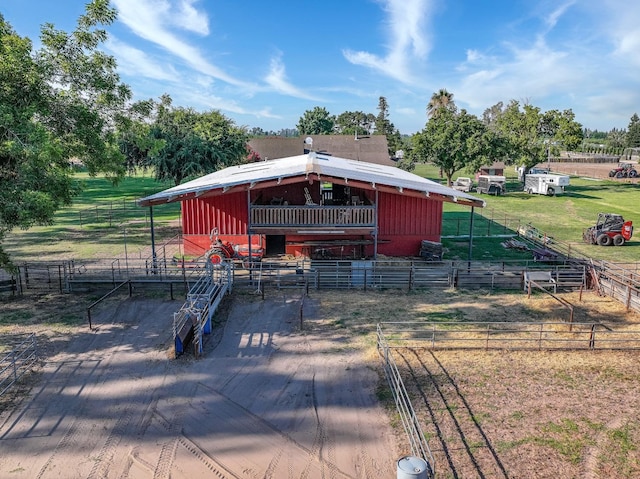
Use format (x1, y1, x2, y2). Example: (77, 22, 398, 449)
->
(452, 177, 473, 192)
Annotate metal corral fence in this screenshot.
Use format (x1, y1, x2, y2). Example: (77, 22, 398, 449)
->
(378, 321, 640, 351)
(75, 198, 177, 229)
(595, 261, 640, 312)
(377, 325, 436, 477)
(254, 259, 589, 292)
(1, 258, 589, 294)
(4, 258, 208, 295)
(0, 334, 38, 398)
(0, 268, 21, 296)
(3, 258, 639, 316)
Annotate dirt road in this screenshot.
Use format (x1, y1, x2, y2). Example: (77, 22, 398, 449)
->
(0, 293, 398, 478)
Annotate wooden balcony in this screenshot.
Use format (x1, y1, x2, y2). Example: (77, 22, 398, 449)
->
(250, 205, 376, 234)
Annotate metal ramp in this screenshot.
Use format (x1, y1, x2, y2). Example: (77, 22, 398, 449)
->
(173, 262, 232, 356)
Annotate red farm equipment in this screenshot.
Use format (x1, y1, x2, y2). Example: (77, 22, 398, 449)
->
(583, 213, 633, 246)
(205, 228, 264, 266)
(608, 163, 638, 178)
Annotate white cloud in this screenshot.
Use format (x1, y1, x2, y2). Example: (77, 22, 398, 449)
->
(343, 0, 434, 83)
(112, 0, 251, 87)
(174, 0, 209, 35)
(264, 54, 324, 101)
(542, 1, 575, 31)
(106, 37, 178, 81)
(456, 37, 574, 112)
(606, 7, 640, 66)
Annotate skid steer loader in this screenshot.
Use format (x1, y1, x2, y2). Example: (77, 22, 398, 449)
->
(583, 213, 633, 246)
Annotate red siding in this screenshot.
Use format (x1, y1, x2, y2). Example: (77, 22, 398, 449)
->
(377, 192, 442, 256)
(181, 192, 251, 256)
(182, 192, 248, 236)
(180, 188, 445, 258)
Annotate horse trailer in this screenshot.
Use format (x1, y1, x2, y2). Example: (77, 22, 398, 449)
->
(524, 173, 570, 196)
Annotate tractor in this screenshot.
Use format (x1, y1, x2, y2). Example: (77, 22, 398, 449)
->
(205, 228, 264, 266)
(608, 163, 638, 178)
(583, 213, 633, 246)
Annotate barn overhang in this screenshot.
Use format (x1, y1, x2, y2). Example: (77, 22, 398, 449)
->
(137, 153, 486, 209)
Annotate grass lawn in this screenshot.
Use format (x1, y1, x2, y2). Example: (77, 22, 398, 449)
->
(414, 163, 640, 263)
(3, 171, 181, 262)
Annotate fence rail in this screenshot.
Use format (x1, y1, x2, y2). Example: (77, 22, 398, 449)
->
(3, 257, 639, 315)
(378, 321, 640, 350)
(0, 334, 38, 398)
(377, 325, 435, 477)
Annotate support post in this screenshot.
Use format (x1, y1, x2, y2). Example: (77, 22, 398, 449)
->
(468, 206, 475, 263)
(373, 190, 379, 259)
(247, 188, 253, 282)
(150, 206, 157, 274)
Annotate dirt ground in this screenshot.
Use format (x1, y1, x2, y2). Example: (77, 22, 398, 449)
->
(1, 287, 640, 478)
(0, 290, 399, 479)
(544, 161, 639, 183)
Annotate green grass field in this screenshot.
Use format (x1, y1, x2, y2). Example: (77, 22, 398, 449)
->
(414, 163, 639, 262)
(3, 171, 181, 262)
(2, 164, 639, 264)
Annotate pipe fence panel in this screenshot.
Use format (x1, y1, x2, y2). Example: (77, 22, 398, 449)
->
(378, 321, 640, 350)
(377, 325, 435, 477)
(0, 334, 38, 398)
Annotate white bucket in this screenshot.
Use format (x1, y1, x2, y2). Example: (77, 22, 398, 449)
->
(396, 455, 430, 479)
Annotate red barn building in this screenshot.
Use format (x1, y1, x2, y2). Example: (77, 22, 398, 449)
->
(138, 153, 485, 259)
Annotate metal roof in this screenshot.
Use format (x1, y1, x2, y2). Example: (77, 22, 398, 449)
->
(137, 152, 485, 207)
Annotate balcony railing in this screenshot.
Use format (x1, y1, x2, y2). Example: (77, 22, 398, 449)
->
(250, 205, 375, 228)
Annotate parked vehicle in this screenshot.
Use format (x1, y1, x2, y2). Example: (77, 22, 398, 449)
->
(583, 213, 634, 246)
(475, 175, 506, 195)
(524, 173, 570, 196)
(452, 177, 473, 192)
(608, 163, 638, 178)
(528, 167, 550, 174)
(205, 228, 264, 265)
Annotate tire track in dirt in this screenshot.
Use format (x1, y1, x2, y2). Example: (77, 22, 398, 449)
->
(176, 435, 238, 478)
(397, 348, 510, 479)
(183, 382, 354, 478)
(86, 407, 135, 479)
(1, 298, 178, 479)
(33, 348, 129, 478)
(582, 417, 624, 479)
(152, 381, 200, 479)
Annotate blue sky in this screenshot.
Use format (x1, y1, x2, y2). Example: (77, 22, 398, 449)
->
(2, 0, 639, 135)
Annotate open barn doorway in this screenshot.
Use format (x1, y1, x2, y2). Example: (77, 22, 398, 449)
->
(265, 235, 286, 256)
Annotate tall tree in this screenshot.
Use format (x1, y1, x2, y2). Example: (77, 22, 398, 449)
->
(374, 96, 402, 157)
(296, 107, 334, 135)
(607, 128, 626, 149)
(545, 109, 583, 152)
(334, 111, 375, 136)
(427, 89, 456, 118)
(411, 108, 489, 186)
(0, 1, 131, 267)
(147, 96, 248, 185)
(491, 101, 583, 168)
(482, 101, 504, 128)
(492, 101, 549, 168)
(626, 113, 640, 148)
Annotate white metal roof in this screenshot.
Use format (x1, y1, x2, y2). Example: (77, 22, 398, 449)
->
(137, 152, 485, 207)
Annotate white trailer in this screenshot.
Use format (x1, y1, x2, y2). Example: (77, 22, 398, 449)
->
(524, 173, 570, 196)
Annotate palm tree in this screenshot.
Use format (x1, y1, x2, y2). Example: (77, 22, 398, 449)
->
(427, 89, 455, 118)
